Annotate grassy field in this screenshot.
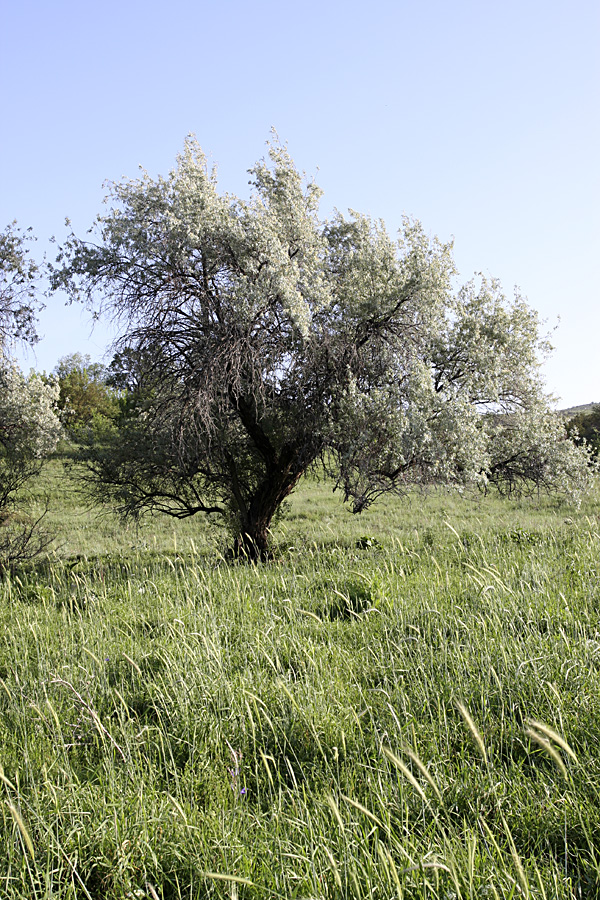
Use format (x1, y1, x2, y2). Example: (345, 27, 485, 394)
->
(1, 458, 600, 898)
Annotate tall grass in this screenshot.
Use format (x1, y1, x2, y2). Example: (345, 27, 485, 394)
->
(0, 463, 599, 896)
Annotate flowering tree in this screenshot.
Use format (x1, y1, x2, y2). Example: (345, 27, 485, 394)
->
(52, 138, 593, 558)
(0, 224, 62, 566)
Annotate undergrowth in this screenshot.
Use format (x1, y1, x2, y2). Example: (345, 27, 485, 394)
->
(0, 465, 599, 897)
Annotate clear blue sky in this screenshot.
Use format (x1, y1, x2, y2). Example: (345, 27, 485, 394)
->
(2, 0, 598, 407)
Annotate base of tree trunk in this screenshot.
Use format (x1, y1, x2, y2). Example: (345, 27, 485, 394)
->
(231, 531, 272, 562)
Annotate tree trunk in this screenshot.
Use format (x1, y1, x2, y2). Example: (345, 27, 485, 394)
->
(231, 462, 306, 561)
(233, 520, 272, 561)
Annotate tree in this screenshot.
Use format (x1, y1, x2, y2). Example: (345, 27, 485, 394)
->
(0, 361, 61, 565)
(567, 405, 600, 458)
(485, 398, 594, 496)
(52, 138, 593, 559)
(0, 223, 62, 567)
(105, 347, 155, 395)
(54, 353, 119, 429)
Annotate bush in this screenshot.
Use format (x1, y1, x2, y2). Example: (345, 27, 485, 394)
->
(567, 404, 600, 458)
(0, 358, 62, 566)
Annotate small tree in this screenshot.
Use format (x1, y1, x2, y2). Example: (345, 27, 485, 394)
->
(0, 361, 61, 564)
(52, 138, 593, 558)
(54, 353, 119, 429)
(0, 223, 62, 566)
(485, 399, 594, 496)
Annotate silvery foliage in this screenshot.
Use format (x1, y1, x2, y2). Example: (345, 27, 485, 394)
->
(0, 225, 62, 564)
(0, 360, 61, 462)
(0, 222, 40, 347)
(52, 137, 593, 554)
(0, 358, 62, 564)
(485, 396, 595, 498)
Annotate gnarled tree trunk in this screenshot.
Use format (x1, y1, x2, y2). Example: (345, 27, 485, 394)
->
(231, 461, 307, 561)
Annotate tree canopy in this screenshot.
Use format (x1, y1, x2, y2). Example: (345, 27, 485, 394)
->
(52, 138, 593, 558)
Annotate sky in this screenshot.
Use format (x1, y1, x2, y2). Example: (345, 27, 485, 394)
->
(2, 0, 598, 408)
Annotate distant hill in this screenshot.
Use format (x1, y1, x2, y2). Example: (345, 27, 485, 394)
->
(558, 402, 599, 419)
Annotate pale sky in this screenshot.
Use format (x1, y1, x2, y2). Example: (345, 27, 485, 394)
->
(2, 0, 598, 407)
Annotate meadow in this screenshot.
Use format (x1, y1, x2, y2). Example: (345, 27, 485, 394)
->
(1, 457, 600, 898)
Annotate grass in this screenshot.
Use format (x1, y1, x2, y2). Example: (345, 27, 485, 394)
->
(1, 457, 600, 897)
